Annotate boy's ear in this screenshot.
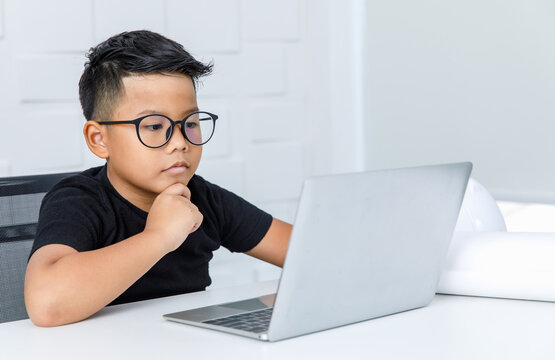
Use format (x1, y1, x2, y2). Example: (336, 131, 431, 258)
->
(83, 121, 109, 159)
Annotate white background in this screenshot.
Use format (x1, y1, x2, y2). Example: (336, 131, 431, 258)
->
(1, 0, 554, 288)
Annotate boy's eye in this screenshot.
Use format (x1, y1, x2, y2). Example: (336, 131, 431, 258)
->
(140, 116, 169, 132)
(145, 124, 163, 131)
(185, 122, 198, 129)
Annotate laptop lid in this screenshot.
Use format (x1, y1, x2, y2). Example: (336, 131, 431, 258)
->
(267, 162, 472, 341)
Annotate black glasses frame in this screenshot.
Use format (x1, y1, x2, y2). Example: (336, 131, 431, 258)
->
(97, 111, 218, 148)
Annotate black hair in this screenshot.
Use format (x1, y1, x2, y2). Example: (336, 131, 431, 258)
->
(78, 30, 213, 121)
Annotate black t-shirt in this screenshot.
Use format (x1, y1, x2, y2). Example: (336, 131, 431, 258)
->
(31, 165, 273, 305)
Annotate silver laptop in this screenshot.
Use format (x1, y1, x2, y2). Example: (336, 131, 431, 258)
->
(164, 162, 472, 342)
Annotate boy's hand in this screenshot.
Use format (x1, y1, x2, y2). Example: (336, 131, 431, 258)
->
(145, 183, 203, 252)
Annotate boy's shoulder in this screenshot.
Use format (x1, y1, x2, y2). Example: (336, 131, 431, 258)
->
(42, 166, 108, 206)
(49, 165, 105, 191)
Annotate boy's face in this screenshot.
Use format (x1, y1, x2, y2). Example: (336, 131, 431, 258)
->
(102, 73, 202, 210)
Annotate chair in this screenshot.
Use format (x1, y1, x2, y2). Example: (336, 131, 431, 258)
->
(0, 172, 77, 323)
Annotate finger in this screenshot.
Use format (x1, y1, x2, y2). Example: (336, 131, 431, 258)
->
(190, 222, 200, 233)
(161, 183, 191, 199)
(190, 215, 203, 233)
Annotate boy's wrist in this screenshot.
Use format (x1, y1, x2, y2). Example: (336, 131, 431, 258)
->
(137, 229, 176, 256)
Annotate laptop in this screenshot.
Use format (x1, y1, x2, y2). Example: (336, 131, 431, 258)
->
(164, 162, 472, 342)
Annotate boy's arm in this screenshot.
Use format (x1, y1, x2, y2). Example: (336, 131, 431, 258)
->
(24, 183, 202, 327)
(245, 218, 292, 267)
(25, 233, 168, 326)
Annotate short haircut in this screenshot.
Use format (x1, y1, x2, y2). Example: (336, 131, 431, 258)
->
(78, 30, 213, 121)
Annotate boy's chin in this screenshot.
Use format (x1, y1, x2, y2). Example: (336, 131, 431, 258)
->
(158, 177, 193, 191)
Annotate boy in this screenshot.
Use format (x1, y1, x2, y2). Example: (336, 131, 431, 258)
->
(24, 30, 292, 327)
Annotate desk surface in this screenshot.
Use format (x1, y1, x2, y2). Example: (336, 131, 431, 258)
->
(1, 280, 554, 360)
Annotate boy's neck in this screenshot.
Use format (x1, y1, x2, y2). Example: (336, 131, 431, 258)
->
(105, 165, 156, 213)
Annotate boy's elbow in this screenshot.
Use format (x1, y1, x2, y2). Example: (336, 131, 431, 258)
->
(25, 244, 82, 326)
(25, 291, 66, 327)
(25, 280, 79, 327)
(28, 309, 60, 328)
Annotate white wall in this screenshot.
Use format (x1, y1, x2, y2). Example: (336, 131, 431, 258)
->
(0, 0, 363, 288)
(362, 0, 555, 203)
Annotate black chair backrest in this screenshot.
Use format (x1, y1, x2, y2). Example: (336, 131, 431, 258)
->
(0, 172, 77, 323)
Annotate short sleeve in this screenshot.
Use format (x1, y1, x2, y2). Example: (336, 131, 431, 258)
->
(220, 191, 273, 252)
(192, 177, 273, 253)
(30, 181, 107, 258)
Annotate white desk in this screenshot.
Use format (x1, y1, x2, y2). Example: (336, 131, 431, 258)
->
(1, 280, 554, 360)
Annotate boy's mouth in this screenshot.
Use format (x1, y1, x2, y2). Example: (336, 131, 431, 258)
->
(163, 161, 190, 174)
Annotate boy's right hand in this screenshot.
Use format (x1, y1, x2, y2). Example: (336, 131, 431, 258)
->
(144, 183, 203, 253)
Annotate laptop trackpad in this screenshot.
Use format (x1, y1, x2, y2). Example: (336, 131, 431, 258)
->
(165, 294, 276, 323)
(220, 294, 275, 311)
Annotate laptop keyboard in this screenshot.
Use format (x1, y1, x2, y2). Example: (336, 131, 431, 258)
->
(203, 307, 273, 333)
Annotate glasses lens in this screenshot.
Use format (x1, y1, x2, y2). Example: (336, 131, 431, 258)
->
(184, 112, 215, 145)
(138, 115, 172, 147)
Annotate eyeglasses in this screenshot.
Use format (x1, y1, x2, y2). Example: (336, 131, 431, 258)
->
(97, 111, 218, 148)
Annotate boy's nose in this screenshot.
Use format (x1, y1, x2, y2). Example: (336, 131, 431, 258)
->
(166, 124, 190, 151)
